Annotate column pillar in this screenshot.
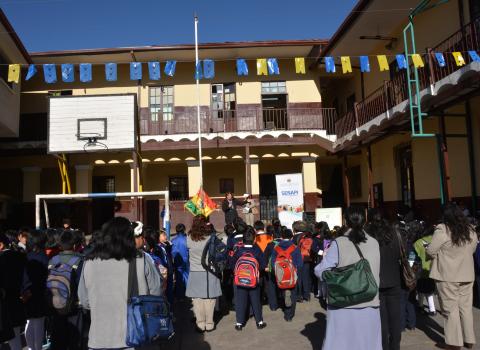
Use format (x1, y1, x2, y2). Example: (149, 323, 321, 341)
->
(22, 167, 41, 203)
(75, 165, 93, 193)
(302, 157, 321, 212)
(187, 160, 201, 197)
(249, 158, 260, 196)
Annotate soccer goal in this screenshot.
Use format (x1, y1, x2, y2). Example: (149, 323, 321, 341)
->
(35, 191, 171, 236)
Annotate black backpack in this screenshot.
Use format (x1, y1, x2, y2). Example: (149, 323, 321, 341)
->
(201, 233, 228, 278)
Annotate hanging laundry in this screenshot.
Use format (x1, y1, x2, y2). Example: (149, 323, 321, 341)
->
(468, 50, 480, 62)
(411, 54, 425, 68)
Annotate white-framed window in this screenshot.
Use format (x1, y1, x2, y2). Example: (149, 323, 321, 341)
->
(149, 86, 174, 121)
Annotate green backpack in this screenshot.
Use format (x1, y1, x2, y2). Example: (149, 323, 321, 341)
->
(322, 239, 378, 308)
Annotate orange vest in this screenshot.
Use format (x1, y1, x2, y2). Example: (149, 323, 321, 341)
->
(255, 233, 273, 252)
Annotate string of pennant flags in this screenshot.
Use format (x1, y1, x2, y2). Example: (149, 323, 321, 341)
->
(5, 50, 480, 84)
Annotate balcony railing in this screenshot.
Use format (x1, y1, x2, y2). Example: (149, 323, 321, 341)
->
(140, 107, 338, 136)
(335, 16, 480, 138)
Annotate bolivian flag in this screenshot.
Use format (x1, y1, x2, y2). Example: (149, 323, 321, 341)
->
(184, 188, 217, 217)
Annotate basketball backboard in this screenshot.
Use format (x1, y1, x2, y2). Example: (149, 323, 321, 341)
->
(48, 94, 137, 153)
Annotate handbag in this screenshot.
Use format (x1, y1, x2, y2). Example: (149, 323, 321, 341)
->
(322, 238, 378, 308)
(126, 254, 174, 347)
(394, 228, 417, 291)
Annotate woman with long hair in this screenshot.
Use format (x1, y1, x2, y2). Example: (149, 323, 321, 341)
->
(78, 217, 161, 350)
(365, 208, 402, 350)
(186, 215, 222, 333)
(427, 203, 478, 350)
(315, 206, 382, 350)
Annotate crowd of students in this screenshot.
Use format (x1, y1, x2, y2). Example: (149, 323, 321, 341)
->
(0, 201, 478, 350)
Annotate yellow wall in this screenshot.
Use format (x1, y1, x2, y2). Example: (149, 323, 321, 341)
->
(92, 165, 130, 192)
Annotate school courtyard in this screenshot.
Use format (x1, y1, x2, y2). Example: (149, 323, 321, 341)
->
(161, 300, 480, 350)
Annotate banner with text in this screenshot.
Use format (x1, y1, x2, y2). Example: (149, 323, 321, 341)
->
(275, 173, 304, 225)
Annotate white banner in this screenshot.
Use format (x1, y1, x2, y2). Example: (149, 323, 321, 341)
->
(316, 207, 343, 230)
(275, 173, 304, 228)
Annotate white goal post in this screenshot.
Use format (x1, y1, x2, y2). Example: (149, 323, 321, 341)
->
(35, 191, 170, 235)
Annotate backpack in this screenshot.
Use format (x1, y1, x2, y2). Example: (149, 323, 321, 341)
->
(298, 234, 314, 262)
(234, 252, 260, 288)
(274, 245, 298, 289)
(201, 233, 228, 278)
(46, 255, 82, 315)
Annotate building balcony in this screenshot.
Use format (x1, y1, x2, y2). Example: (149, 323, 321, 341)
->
(334, 16, 480, 143)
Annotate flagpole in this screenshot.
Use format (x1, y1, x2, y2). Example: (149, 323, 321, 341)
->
(194, 15, 204, 191)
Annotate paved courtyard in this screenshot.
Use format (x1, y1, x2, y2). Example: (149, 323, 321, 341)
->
(160, 299, 480, 350)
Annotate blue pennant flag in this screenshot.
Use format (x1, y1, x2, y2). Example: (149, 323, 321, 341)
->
(324, 57, 335, 73)
(25, 64, 37, 81)
(396, 54, 407, 70)
(148, 62, 161, 80)
(267, 58, 280, 75)
(61, 63, 74, 83)
(164, 60, 176, 77)
(79, 63, 92, 82)
(468, 50, 480, 62)
(360, 56, 370, 73)
(105, 63, 117, 81)
(236, 58, 248, 76)
(130, 62, 142, 80)
(43, 64, 57, 84)
(203, 59, 215, 79)
(435, 52, 446, 67)
(195, 61, 203, 80)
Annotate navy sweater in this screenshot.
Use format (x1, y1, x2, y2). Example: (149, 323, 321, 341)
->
(229, 244, 267, 271)
(270, 240, 303, 269)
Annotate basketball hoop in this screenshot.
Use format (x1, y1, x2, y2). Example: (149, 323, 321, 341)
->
(83, 138, 108, 152)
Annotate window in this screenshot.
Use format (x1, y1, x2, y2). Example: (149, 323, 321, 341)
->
(219, 178, 234, 194)
(261, 81, 286, 94)
(93, 176, 115, 193)
(150, 86, 174, 122)
(211, 83, 236, 118)
(169, 176, 188, 201)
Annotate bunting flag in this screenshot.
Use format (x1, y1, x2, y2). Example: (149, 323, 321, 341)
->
(360, 56, 370, 73)
(164, 60, 176, 77)
(257, 58, 268, 75)
(25, 64, 37, 81)
(295, 57, 305, 74)
(435, 52, 446, 67)
(411, 54, 425, 68)
(468, 50, 480, 62)
(341, 56, 352, 74)
(43, 64, 57, 84)
(148, 62, 161, 80)
(130, 62, 142, 80)
(203, 59, 215, 79)
(377, 55, 389, 71)
(236, 58, 249, 76)
(324, 57, 335, 73)
(396, 54, 407, 70)
(7, 64, 20, 83)
(195, 61, 203, 80)
(80, 63, 92, 82)
(267, 58, 280, 75)
(452, 52, 466, 66)
(61, 63, 75, 83)
(105, 63, 117, 81)
(184, 188, 217, 217)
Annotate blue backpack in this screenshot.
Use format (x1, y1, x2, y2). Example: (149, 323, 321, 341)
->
(201, 233, 228, 278)
(46, 255, 82, 315)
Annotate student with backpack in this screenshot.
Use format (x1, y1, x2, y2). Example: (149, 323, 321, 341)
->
(292, 221, 319, 302)
(172, 223, 189, 299)
(254, 221, 272, 253)
(270, 228, 302, 321)
(230, 227, 267, 331)
(263, 225, 282, 311)
(48, 230, 84, 350)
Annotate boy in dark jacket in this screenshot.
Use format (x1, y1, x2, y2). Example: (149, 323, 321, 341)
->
(230, 227, 267, 331)
(263, 225, 282, 311)
(271, 228, 303, 321)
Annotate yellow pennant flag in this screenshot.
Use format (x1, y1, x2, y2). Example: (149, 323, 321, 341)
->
(452, 52, 466, 66)
(8, 64, 20, 83)
(257, 58, 268, 75)
(411, 54, 425, 68)
(341, 56, 352, 74)
(295, 57, 306, 74)
(377, 55, 389, 71)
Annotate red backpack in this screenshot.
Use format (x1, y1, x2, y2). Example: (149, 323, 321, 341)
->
(298, 234, 314, 262)
(274, 245, 298, 289)
(234, 253, 260, 288)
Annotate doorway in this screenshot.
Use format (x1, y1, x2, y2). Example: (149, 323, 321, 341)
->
(259, 174, 278, 221)
(397, 145, 415, 209)
(261, 82, 288, 130)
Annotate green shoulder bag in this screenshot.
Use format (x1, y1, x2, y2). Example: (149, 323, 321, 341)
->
(322, 239, 378, 308)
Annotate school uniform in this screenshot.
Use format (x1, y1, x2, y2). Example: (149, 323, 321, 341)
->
(171, 232, 189, 298)
(230, 244, 266, 325)
(270, 240, 303, 320)
(264, 238, 282, 310)
(293, 232, 320, 301)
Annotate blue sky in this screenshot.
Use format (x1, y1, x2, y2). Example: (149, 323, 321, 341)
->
(1, 0, 357, 52)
